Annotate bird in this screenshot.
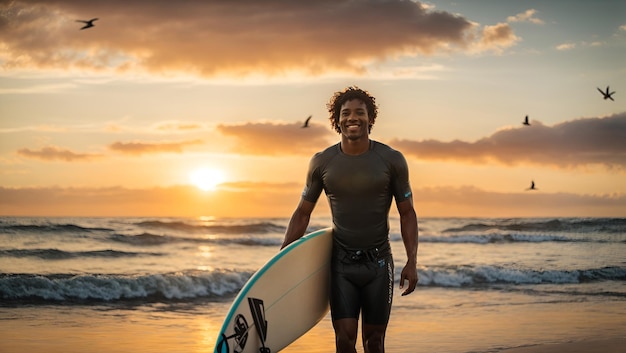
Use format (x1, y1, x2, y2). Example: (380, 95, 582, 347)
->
(301, 115, 312, 128)
(527, 180, 537, 191)
(597, 86, 615, 101)
(76, 18, 98, 30)
(523, 115, 530, 126)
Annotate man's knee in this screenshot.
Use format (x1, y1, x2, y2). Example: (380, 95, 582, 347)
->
(362, 325, 386, 353)
(336, 334, 357, 353)
(363, 336, 384, 353)
(333, 319, 358, 353)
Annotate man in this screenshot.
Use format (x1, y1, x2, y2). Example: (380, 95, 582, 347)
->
(281, 86, 419, 353)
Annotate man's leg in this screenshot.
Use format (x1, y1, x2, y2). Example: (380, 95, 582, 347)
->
(362, 323, 387, 353)
(333, 318, 358, 353)
(361, 256, 393, 353)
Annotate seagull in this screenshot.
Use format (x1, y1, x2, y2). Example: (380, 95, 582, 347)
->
(523, 115, 530, 126)
(597, 86, 615, 101)
(527, 180, 537, 191)
(301, 115, 312, 128)
(77, 18, 98, 30)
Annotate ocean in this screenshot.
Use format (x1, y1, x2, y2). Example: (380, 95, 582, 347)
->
(1, 216, 625, 353)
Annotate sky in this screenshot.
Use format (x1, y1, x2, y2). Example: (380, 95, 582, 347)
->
(1, 0, 625, 218)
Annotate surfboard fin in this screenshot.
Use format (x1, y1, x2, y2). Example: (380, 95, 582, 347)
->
(248, 297, 270, 353)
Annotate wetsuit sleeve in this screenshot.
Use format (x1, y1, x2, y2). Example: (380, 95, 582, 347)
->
(390, 151, 413, 202)
(301, 153, 324, 203)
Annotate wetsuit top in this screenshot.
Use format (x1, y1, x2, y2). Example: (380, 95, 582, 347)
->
(301, 140, 413, 251)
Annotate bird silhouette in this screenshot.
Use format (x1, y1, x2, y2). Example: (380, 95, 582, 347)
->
(77, 18, 98, 30)
(302, 115, 312, 128)
(597, 86, 615, 101)
(527, 180, 537, 191)
(523, 115, 530, 126)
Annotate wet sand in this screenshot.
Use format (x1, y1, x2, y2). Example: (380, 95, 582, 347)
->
(2, 289, 625, 353)
(497, 338, 626, 353)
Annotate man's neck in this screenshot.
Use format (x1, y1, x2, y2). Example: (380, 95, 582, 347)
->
(340, 137, 371, 156)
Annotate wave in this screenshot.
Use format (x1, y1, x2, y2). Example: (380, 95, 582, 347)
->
(417, 265, 626, 288)
(134, 221, 285, 234)
(0, 270, 253, 304)
(109, 233, 282, 247)
(0, 219, 288, 247)
(420, 233, 590, 244)
(2, 265, 624, 305)
(110, 232, 175, 245)
(0, 223, 113, 233)
(0, 219, 287, 236)
(442, 218, 626, 234)
(0, 248, 163, 260)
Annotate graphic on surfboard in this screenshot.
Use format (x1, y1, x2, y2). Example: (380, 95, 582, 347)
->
(214, 228, 333, 353)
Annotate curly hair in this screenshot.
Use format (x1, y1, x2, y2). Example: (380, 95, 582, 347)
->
(327, 86, 378, 134)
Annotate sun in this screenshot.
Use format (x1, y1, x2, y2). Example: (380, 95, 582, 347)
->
(189, 167, 226, 191)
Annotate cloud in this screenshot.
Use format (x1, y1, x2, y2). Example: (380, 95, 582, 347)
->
(506, 9, 544, 25)
(108, 139, 204, 155)
(391, 113, 626, 169)
(0, 124, 69, 133)
(17, 146, 102, 161)
(0, 82, 77, 94)
(475, 23, 520, 53)
(556, 42, 576, 51)
(468, 8, 543, 54)
(0, 0, 515, 78)
(1, 185, 623, 217)
(216, 120, 334, 155)
(0, 184, 307, 217)
(152, 121, 203, 132)
(556, 41, 605, 51)
(413, 185, 626, 217)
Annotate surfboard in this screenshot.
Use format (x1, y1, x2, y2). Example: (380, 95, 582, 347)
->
(214, 227, 333, 353)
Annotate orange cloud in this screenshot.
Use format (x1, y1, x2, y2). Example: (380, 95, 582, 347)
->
(17, 146, 102, 162)
(391, 113, 626, 169)
(0, 0, 512, 77)
(108, 139, 203, 155)
(153, 122, 203, 132)
(476, 23, 520, 52)
(414, 185, 626, 217)
(1, 185, 623, 218)
(0, 184, 307, 218)
(216, 121, 334, 155)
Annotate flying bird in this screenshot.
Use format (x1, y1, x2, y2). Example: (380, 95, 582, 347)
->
(597, 86, 615, 101)
(527, 180, 537, 191)
(302, 115, 312, 128)
(523, 115, 530, 126)
(77, 18, 98, 30)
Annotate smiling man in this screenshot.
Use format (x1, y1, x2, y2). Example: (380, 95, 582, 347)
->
(281, 86, 419, 353)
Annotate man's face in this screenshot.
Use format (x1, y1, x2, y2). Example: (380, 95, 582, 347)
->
(339, 99, 370, 141)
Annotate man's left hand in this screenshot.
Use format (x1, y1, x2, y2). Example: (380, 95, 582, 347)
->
(399, 263, 418, 296)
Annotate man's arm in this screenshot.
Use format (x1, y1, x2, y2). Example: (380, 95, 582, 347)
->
(396, 198, 419, 296)
(281, 199, 316, 249)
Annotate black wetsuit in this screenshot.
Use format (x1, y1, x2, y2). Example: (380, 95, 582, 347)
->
(301, 140, 412, 324)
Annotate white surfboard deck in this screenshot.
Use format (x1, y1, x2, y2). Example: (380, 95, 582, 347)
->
(214, 227, 332, 353)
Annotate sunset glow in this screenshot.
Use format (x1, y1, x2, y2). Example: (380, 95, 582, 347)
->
(189, 168, 226, 191)
(0, 1, 624, 217)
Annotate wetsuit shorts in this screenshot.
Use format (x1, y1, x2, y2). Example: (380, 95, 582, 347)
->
(330, 246, 394, 325)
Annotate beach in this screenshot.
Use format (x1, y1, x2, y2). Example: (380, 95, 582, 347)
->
(499, 339, 626, 353)
(1, 216, 625, 352)
(2, 291, 624, 353)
